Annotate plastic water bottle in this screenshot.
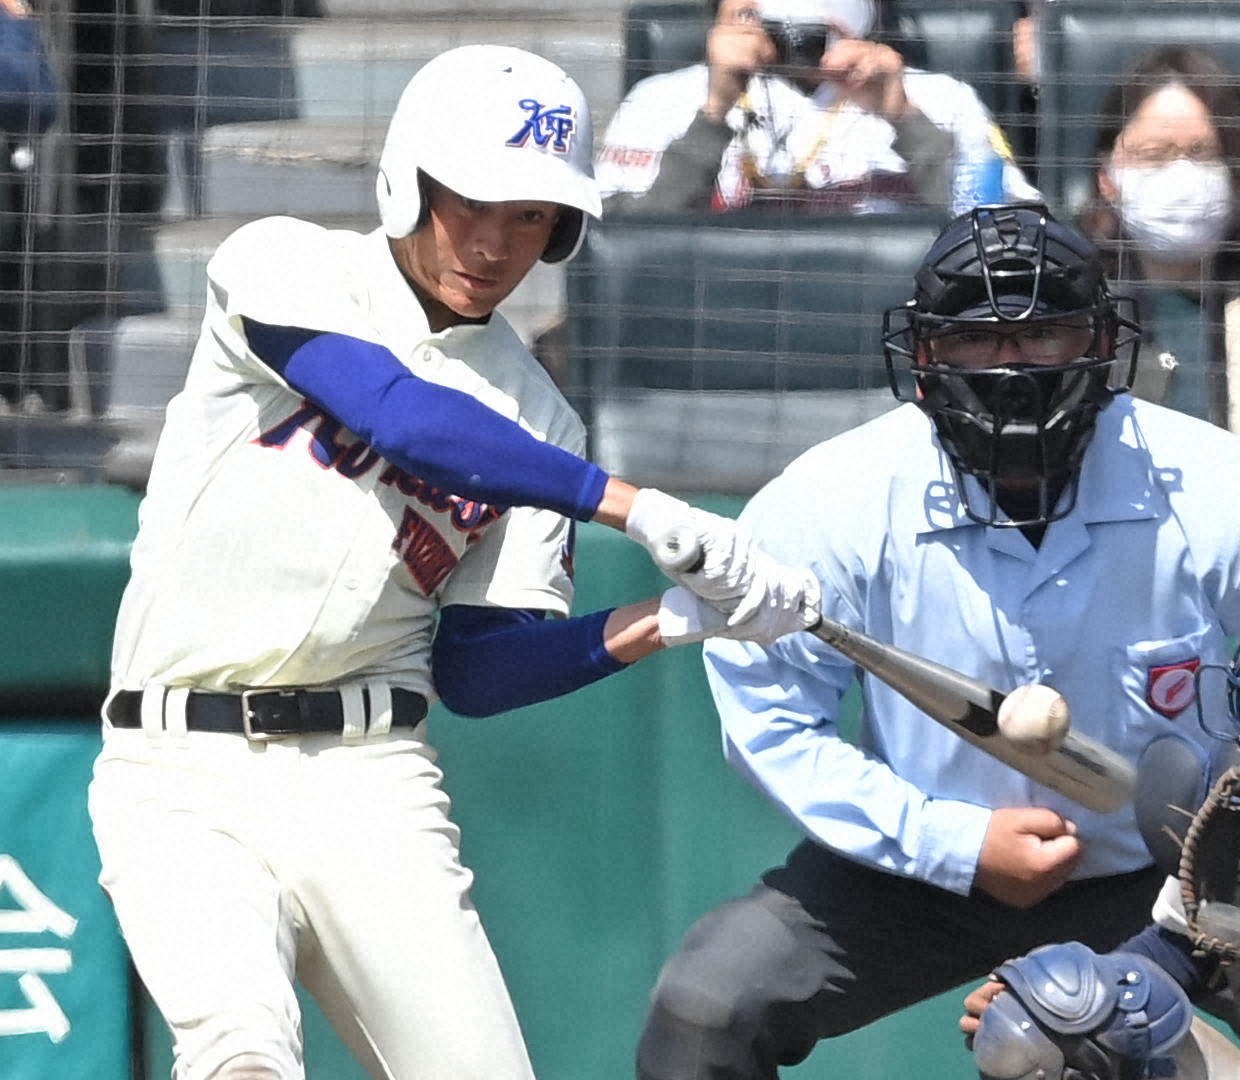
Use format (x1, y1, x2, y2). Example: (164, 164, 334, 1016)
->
(951, 148, 1005, 215)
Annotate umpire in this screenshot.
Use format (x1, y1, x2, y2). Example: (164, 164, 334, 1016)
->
(636, 203, 1240, 1079)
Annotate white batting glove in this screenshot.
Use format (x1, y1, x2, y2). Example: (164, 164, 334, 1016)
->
(658, 578, 820, 648)
(626, 488, 757, 609)
(625, 488, 696, 555)
(725, 562, 821, 643)
(657, 586, 730, 646)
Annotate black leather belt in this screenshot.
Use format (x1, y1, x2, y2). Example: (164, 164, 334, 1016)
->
(108, 687, 428, 741)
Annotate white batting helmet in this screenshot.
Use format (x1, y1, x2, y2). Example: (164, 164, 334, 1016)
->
(376, 45, 601, 264)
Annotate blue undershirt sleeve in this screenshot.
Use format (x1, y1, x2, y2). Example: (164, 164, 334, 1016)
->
(240, 318, 609, 521)
(432, 604, 628, 717)
(1115, 924, 1218, 999)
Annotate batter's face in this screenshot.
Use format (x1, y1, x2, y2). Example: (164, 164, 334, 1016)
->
(390, 179, 560, 331)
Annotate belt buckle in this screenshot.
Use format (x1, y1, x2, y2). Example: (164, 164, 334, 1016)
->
(240, 688, 300, 742)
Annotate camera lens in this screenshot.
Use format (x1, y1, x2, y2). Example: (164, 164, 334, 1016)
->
(760, 20, 834, 69)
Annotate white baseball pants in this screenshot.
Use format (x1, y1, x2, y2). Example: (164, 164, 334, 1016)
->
(89, 721, 535, 1080)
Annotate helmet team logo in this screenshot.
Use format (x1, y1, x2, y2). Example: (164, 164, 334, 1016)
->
(1147, 658, 1200, 718)
(506, 98, 576, 153)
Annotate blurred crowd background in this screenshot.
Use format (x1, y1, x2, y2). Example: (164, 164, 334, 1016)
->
(1, 0, 1238, 499)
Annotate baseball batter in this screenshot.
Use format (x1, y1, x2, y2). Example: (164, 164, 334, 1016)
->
(634, 204, 1240, 1079)
(86, 46, 815, 1080)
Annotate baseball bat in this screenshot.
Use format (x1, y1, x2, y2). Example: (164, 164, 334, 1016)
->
(655, 527, 1134, 814)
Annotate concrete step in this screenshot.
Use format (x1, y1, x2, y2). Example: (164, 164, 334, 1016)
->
(589, 388, 899, 493)
(199, 117, 385, 218)
(145, 15, 625, 131)
(153, 214, 248, 313)
(290, 16, 624, 130)
(0, 414, 124, 483)
(74, 312, 203, 420)
(317, 0, 626, 16)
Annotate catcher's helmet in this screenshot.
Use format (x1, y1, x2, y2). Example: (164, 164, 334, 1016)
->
(376, 45, 601, 264)
(883, 203, 1141, 528)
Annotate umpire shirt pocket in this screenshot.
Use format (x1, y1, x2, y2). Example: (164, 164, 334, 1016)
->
(1118, 625, 1221, 744)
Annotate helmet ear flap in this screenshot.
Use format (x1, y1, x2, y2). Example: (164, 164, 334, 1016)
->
(413, 171, 432, 233)
(542, 207, 586, 264)
(376, 165, 427, 239)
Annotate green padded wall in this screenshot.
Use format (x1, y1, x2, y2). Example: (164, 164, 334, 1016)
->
(0, 484, 138, 702)
(0, 722, 133, 1080)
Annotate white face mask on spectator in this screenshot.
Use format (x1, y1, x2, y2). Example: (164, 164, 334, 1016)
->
(1108, 158, 1234, 259)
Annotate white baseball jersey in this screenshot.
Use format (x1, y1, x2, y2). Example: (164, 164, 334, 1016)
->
(109, 215, 583, 700)
(597, 64, 1040, 210)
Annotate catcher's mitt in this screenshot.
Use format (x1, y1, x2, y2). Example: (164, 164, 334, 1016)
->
(1179, 763, 1240, 963)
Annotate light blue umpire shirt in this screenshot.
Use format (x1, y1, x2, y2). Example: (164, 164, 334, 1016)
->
(703, 395, 1240, 896)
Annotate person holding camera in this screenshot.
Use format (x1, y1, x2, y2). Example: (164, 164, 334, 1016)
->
(597, 0, 1039, 214)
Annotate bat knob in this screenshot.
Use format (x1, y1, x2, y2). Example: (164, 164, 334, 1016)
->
(654, 526, 704, 574)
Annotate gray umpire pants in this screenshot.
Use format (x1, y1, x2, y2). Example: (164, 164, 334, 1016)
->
(635, 839, 1165, 1080)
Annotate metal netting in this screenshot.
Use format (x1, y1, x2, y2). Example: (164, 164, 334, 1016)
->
(2, 0, 1237, 492)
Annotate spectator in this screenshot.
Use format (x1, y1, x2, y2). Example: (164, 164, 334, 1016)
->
(597, 0, 1038, 214)
(1078, 46, 1240, 429)
(0, 0, 58, 135)
(1011, 1, 1043, 86)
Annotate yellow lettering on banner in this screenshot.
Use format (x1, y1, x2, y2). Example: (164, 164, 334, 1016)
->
(0, 855, 76, 1043)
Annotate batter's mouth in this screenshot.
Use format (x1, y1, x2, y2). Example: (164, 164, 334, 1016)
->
(455, 269, 500, 289)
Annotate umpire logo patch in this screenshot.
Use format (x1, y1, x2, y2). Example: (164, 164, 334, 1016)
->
(1146, 658, 1200, 718)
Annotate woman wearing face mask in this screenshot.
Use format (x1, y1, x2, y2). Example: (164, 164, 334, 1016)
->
(1078, 46, 1240, 429)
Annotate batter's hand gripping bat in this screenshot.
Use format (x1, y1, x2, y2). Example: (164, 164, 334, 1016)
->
(655, 527, 1135, 814)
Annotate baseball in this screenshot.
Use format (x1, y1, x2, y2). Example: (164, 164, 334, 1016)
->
(997, 684, 1071, 755)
